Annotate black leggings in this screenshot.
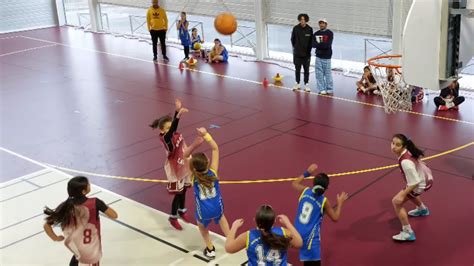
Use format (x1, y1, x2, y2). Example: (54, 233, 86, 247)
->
(171, 187, 187, 216)
(304, 261, 321, 266)
(184, 46, 190, 58)
(433, 96, 465, 107)
(70, 254, 99, 266)
(150, 29, 167, 58)
(70, 256, 78, 266)
(294, 56, 311, 84)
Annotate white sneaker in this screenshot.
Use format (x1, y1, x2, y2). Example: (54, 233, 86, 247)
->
(392, 230, 416, 241)
(319, 90, 328, 95)
(304, 84, 311, 93)
(373, 89, 381, 95)
(203, 247, 216, 259)
(326, 90, 333, 94)
(293, 83, 301, 91)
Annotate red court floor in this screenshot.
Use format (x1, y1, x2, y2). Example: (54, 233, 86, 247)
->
(1, 26, 473, 265)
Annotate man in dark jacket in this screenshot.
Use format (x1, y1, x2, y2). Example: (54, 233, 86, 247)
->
(291, 14, 313, 92)
(434, 81, 465, 110)
(313, 18, 333, 94)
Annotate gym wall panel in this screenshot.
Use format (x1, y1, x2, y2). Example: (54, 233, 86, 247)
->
(265, 0, 392, 36)
(97, 0, 414, 36)
(98, 0, 256, 20)
(0, 0, 59, 33)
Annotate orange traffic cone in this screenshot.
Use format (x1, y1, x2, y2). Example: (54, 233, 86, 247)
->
(179, 61, 185, 70)
(263, 77, 269, 87)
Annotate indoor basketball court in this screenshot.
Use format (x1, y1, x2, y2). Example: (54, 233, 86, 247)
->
(1, 0, 473, 265)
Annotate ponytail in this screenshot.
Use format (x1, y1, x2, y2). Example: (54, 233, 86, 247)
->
(44, 176, 89, 228)
(312, 173, 329, 197)
(192, 169, 217, 195)
(393, 133, 424, 159)
(261, 230, 291, 250)
(44, 198, 76, 228)
(149, 115, 172, 130)
(190, 152, 217, 196)
(255, 205, 291, 250)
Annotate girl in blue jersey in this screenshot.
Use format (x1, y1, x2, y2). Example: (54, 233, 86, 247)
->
(292, 164, 348, 266)
(206, 38, 228, 63)
(190, 127, 230, 259)
(225, 205, 303, 266)
(176, 12, 191, 60)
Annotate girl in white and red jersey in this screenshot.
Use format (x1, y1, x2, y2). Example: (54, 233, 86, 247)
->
(149, 99, 203, 230)
(391, 133, 433, 242)
(43, 176, 118, 266)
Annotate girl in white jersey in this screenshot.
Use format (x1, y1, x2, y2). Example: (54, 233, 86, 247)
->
(43, 176, 118, 266)
(391, 134, 433, 242)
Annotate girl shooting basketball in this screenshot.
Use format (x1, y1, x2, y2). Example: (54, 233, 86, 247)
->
(292, 164, 348, 266)
(150, 99, 203, 230)
(43, 176, 118, 266)
(190, 127, 230, 259)
(225, 205, 303, 266)
(391, 134, 433, 241)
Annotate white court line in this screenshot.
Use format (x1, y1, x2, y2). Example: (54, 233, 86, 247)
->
(0, 169, 51, 188)
(210, 253, 230, 265)
(0, 35, 21, 40)
(0, 43, 57, 57)
(19, 35, 262, 86)
(0, 146, 227, 242)
(17, 35, 474, 126)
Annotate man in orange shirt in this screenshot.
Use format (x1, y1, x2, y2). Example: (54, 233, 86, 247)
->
(147, 0, 169, 61)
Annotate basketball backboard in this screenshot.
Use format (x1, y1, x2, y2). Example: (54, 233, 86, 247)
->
(401, 0, 474, 90)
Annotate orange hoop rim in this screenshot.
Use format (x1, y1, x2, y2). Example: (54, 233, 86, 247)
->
(367, 54, 402, 69)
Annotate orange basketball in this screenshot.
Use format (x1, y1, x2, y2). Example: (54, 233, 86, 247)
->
(214, 12, 237, 35)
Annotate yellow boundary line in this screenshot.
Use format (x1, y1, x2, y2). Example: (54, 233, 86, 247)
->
(46, 141, 473, 185)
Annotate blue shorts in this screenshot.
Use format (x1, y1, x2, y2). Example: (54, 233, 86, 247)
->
(299, 241, 321, 261)
(195, 212, 222, 228)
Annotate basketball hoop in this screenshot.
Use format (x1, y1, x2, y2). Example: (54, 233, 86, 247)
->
(367, 55, 412, 114)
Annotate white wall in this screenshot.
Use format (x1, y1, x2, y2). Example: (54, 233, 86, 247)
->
(97, 0, 413, 37)
(0, 0, 59, 33)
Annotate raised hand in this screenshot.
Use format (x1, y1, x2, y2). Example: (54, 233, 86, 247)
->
(177, 107, 189, 118)
(175, 99, 182, 111)
(277, 214, 291, 226)
(196, 127, 208, 136)
(307, 163, 318, 174)
(337, 192, 349, 205)
(231, 218, 244, 230)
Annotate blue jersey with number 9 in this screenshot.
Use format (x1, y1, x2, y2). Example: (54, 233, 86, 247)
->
(294, 188, 326, 253)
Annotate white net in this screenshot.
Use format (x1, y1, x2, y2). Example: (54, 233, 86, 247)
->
(368, 56, 412, 114)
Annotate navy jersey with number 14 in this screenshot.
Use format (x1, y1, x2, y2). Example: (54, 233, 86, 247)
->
(246, 227, 288, 266)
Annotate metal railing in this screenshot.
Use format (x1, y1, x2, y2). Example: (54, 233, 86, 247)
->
(364, 38, 392, 63)
(128, 15, 147, 35)
(129, 15, 205, 41)
(77, 12, 110, 30)
(230, 25, 256, 49)
(364, 39, 392, 62)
